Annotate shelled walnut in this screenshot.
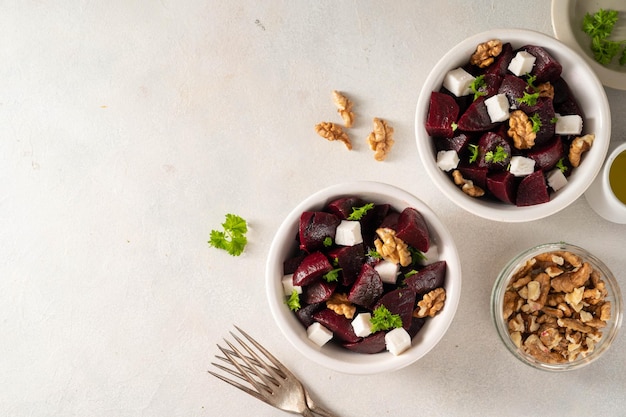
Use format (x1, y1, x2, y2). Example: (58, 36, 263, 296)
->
(315, 122, 352, 150)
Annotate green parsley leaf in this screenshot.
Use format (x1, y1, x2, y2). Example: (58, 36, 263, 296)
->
(404, 269, 418, 279)
(323, 236, 333, 247)
(556, 158, 568, 174)
(468, 144, 479, 163)
(550, 116, 559, 124)
(469, 74, 487, 101)
(286, 289, 301, 311)
(347, 203, 374, 220)
(367, 249, 382, 259)
(370, 305, 403, 333)
(529, 113, 542, 133)
(451, 122, 458, 131)
(582, 9, 626, 66)
(408, 247, 427, 265)
(208, 213, 248, 256)
(323, 268, 342, 283)
(525, 74, 538, 90)
(484, 146, 509, 163)
(516, 91, 540, 106)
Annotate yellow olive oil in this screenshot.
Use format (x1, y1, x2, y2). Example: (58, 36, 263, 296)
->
(609, 150, 626, 205)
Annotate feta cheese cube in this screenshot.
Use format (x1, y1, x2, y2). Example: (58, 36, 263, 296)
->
(334, 220, 363, 246)
(547, 168, 568, 191)
(374, 260, 399, 284)
(281, 274, 301, 296)
(351, 313, 373, 338)
(507, 51, 536, 76)
(509, 156, 536, 177)
(385, 327, 411, 356)
(307, 322, 333, 347)
(417, 244, 439, 266)
(442, 67, 475, 97)
(436, 150, 460, 172)
(554, 114, 583, 135)
(484, 93, 510, 123)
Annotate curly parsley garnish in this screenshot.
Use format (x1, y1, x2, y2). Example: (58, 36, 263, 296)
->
(322, 268, 342, 283)
(516, 91, 540, 106)
(370, 305, 403, 333)
(484, 146, 509, 163)
(556, 158, 568, 174)
(530, 113, 542, 133)
(323, 236, 333, 247)
(208, 213, 248, 256)
(582, 8, 626, 66)
(367, 249, 382, 259)
(468, 144, 479, 163)
(469, 74, 487, 101)
(286, 289, 301, 311)
(347, 203, 374, 220)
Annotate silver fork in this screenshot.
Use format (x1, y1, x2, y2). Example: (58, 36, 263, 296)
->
(209, 326, 339, 417)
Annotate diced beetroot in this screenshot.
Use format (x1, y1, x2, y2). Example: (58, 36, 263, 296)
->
(373, 288, 417, 330)
(520, 45, 562, 83)
(327, 197, 366, 220)
(522, 97, 556, 146)
(299, 211, 341, 252)
(426, 91, 460, 138)
(395, 207, 430, 252)
(283, 253, 306, 275)
(360, 203, 390, 244)
(302, 280, 337, 304)
(458, 163, 488, 190)
(516, 170, 550, 206)
(435, 132, 472, 154)
(484, 42, 513, 77)
(404, 261, 447, 295)
(498, 74, 528, 108)
(292, 251, 333, 286)
(476, 131, 512, 171)
(343, 331, 386, 354)
(378, 211, 400, 230)
(527, 136, 564, 171)
(487, 171, 517, 204)
(295, 302, 325, 328)
(407, 317, 427, 339)
(457, 96, 498, 132)
(348, 263, 384, 308)
(328, 244, 365, 286)
(553, 78, 584, 118)
(481, 73, 504, 97)
(312, 309, 361, 343)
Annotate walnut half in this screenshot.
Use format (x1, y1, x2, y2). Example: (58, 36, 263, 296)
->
(332, 90, 355, 128)
(315, 122, 352, 150)
(508, 110, 536, 150)
(367, 118, 394, 161)
(470, 39, 503, 68)
(414, 288, 446, 318)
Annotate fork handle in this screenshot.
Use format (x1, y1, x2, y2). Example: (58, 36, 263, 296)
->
(302, 408, 315, 417)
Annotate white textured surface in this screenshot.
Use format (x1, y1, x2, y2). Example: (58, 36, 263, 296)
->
(0, 1, 625, 416)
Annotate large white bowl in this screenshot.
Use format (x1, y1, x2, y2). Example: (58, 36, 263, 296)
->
(415, 29, 611, 222)
(265, 181, 462, 375)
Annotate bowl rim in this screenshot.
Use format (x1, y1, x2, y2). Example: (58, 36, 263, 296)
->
(265, 181, 462, 374)
(414, 28, 611, 222)
(490, 242, 623, 371)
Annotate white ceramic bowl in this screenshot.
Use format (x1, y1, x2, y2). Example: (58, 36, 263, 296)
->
(415, 29, 611, 222)
(265, 181, 462, 374)
(552, 0, 626, 90)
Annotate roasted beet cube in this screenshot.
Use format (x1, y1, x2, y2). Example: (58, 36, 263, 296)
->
(458, 163, 488, 190)
(292, 251, 333, 286)
(498, 74, 528, 108)
(527, 136, 564, 171)
(298, 211, 341, 252)
(426, 91, 460, 138)
(342, 331, 386, 354)
(407, 317, 427, 339)
(522, 97, 556, 146)
(327, 197, 366, 219)
(404, 261, 447, 295)
(395, 207, 430, 252)
(520, 45, 562, 83)
(313, 309, 361, 343)
(348, 263, 384, 308)
(283, 253, 306, 275)
(328, 244, 365, 286)
(487, 171, 517, 204)
(457, 96, 498, 132)
(476, 131, 512, 171)
(302, 280, 337, 304)
(373, 288, 417, 330)
(484, 42, 513, 77)
(516, 170, 549, 206)
(295, 302, 325, 328)
(435, 132, 472, 154)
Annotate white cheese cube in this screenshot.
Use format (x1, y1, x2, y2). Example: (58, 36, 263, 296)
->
(484, 94, 510, 123)
(385, 327, 412, 356)
(351, 313, 373, 338)
(436, 150, 460, 172)
(307, 322, 333, 347)
(554, 114, 583, 135)
(374, 260, 399, 284)
(334, 220, 363, 246)
(507, 51, 536, 76)
(547, 168, 568, 191)
(509, 156, 536, 177)
(442, 67, 475, 97)
(281, 274, 301, 296)
(417, 244, 439, 266)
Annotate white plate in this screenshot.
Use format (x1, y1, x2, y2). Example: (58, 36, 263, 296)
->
(552, 0, 626, 90)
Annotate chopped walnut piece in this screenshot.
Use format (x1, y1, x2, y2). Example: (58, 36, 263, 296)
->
(470, 39, 503, 68)
(537, 82, 554, 99)
(326, 293, 356, 319)
(452, 170, 485, 197)
(367, 118, 394, 161)
(568, 134, 595, 167)
(373, 228, 411, 267)
(414, 287, 446, 318)
(315, 122, 352, 150)
(551, 262, 592, 293)
(508, 110, 537, 150)
(332, 90, 355, 128)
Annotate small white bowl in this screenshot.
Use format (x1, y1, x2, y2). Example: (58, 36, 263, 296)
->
(552, 0, 626, 90)
(265, 181, 462, 375)
(415, 29, 611, 222)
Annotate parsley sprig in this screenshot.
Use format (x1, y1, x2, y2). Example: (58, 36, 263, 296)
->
(582, 9, 626, 66)
(370, 305, 403, 333)
(208, 213, 248, 256)
(484, 146, 509, 163)
(469, 74, 487, 101)
(347, 203, 374, 220)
